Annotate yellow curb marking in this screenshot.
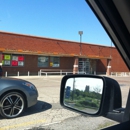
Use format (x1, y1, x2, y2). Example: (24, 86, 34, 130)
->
(0, 119, 46, 130)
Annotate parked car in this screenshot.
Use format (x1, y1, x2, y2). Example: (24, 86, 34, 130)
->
(0, 77, 38, 119)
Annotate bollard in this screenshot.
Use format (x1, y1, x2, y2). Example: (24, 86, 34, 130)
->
(5, 71, 7, 77)
(40, 70, 41, 76)
(60, 70, 62, 75)
(18, 71, 19, 76)
(28, 71, 30, 76)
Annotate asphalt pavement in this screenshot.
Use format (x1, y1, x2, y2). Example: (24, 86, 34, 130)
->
(0, 75, 129, 130)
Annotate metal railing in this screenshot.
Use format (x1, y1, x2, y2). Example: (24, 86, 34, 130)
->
(4, 70, 97, 77)
(5, 71, 40, 77)
(39, 70, 73, 76)
(111, 72, 130, 76)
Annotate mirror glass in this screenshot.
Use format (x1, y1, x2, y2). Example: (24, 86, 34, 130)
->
(64, 77, 103, 114)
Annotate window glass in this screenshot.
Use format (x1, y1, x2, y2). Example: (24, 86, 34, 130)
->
(2, 54, 24, 67)
(3, 54, 11, 66)
(38, 56, 49, 67)
(50, 57, 60, 67)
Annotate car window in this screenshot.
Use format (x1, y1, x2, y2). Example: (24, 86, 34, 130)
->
(0, 0, 129, 130)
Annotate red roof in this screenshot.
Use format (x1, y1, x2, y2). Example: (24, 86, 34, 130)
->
(0, 31, 114, 59)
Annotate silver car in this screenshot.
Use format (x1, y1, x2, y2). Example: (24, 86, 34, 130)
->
(0, 77, 38, 119)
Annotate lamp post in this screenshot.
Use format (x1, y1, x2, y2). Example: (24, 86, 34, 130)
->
(78, 31, 83, 55)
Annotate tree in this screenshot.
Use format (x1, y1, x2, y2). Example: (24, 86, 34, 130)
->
(93, 86, 101, 94)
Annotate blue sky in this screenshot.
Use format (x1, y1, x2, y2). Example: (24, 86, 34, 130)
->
(0, 0, 112, 46)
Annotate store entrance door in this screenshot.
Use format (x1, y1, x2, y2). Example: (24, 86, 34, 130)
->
(78, 59, 90, 74)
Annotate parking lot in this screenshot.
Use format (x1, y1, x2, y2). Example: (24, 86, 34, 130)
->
(0, 75, 130, 130)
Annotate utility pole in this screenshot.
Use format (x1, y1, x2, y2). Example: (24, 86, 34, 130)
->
(78, 31, 83, 55)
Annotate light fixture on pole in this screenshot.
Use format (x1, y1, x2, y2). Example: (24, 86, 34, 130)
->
(78, 31, 83, 55)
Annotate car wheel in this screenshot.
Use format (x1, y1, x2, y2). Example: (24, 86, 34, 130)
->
(0, 92, 25, 119)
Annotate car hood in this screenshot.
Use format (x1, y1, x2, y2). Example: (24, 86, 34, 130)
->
(0, 77, 33, 89)
(0, 77, 28, 82)
(86, 0, 130, 70)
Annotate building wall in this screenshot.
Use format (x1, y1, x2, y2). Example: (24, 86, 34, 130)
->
(0, 32, 129, 76)
(60, 57, 74, 70)
(96, 48, 129, 73)
(110, 49, 129, 72)
(96, 59, 107, 74)
(2, 49, 129, 76)
(3, 55, 38, 76)
(3, 55, 74, 76)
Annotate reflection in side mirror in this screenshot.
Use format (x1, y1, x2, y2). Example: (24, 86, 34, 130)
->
(64, 77, 103, 114)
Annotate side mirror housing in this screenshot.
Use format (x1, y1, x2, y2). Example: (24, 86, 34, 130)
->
(60, 74, 122, 117)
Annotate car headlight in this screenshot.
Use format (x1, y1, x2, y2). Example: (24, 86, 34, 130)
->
(23, 82, 37, 90)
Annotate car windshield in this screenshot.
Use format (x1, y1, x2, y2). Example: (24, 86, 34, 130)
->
(0, 0, 129, 129)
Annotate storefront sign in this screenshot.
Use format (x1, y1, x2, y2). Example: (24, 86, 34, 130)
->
(12, 56, 18, 61)
(4, 55, 11, 60)
(50, 62, 53, 66)
(18, 56, 24, 61)
(18, 61, 24, 66)
(4, 60, 11, 65)
(12, 61, 18, 66)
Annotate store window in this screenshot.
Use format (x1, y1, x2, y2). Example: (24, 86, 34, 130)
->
(2, 54, 24, 67)
(38, 56, 49, 67)
(3, 54, 11, 66)
(50, 57, 60, 67)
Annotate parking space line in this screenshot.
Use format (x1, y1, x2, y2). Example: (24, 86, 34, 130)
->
(0, 119, 46, 130)
(41, 121, 61, 126)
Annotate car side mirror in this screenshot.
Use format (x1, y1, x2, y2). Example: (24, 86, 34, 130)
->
(60, 75, 122, 119)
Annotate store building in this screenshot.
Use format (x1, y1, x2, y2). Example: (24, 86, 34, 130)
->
(0, 31, 129, 76)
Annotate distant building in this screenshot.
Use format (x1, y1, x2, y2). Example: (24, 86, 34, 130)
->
(65, 86, 71, 98)
(85, 85, 90, 92)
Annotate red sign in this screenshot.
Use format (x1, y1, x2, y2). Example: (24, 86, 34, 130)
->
(18, 56, 24, 61)
(12, 61, 18, 66)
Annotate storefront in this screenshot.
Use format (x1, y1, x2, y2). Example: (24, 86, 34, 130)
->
(0, 31, 129, 76)
(78, 58, 97, 74)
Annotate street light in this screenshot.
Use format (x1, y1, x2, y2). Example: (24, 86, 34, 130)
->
(78, 31, 83, 55)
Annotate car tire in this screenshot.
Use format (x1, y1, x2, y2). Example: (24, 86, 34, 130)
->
(0, 92, 25, 119)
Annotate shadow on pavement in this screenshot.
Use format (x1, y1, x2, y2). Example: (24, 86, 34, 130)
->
(23, 100, 52, 116)
(0, 100, 52, 119)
